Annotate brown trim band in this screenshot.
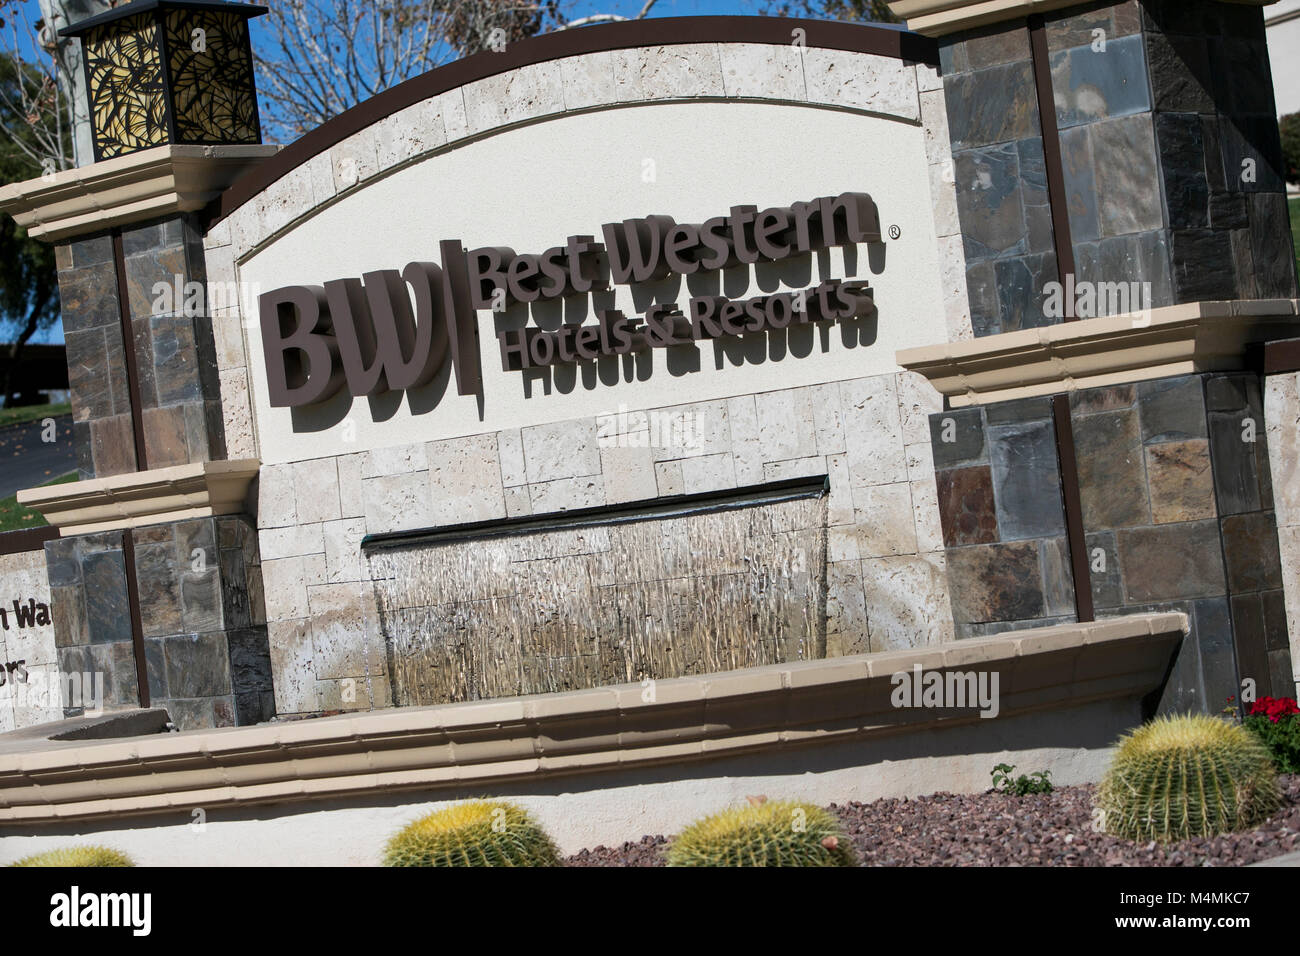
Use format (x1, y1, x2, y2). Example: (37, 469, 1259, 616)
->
(0, 526, 59, 556)
(1051, 394, 1094, 623)
(120, 529, 150, 709)
(1027, 14, 1077, 321)
(110, 230, 149, 471)
(1263, 337, 1300, 374)
(209, 17, 938, 226)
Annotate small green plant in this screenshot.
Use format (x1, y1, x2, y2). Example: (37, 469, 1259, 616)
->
(665, 796, 856, 867)
(1242, 696, 1300, 774)
(1096, 714, 1282, 843)
(382, 800, 561, 867)
(991, 763, 1053, 795)
(10, 846, 133, 867)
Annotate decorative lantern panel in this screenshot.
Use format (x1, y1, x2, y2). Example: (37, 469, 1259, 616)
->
(62, 0, 267, 162)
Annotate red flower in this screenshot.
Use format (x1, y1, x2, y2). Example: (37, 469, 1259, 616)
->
(1249, 696, 1300, 723)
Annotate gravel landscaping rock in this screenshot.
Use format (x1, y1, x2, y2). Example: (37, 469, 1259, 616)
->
(564, 776, 1300, 866)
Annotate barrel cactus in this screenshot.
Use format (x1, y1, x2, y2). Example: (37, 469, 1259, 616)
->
(1096, 714, 1282, 843)
(383, 800, 561, 866)
(10, 846, 133, 867)
(665, 798, 857, 866)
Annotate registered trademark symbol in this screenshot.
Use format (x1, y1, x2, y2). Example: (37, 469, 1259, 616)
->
(888, 225, 901, 240)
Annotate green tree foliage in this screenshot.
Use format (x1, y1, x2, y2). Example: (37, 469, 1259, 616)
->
(1280, 112, 1300, 185)
(0, 54, 61, 407)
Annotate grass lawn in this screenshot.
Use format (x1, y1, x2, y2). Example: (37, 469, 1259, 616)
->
(0, 471, 77, 532)
(0, 401, 70, 430)
(1290, 197, 1300, 278)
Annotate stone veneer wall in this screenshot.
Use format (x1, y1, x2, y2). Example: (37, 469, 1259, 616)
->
(0, 548, 60, 731)
(56, 216, 226, 478)
(928, 396, 1076, 637)
(1264, 370, 1300, 698)
(258, 372, 953, 715)
(939, 0, 1297, 336)
(49, 517, 272, 730)
(932, 372, 1294, 714)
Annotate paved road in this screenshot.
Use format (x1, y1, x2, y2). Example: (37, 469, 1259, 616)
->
(0, 414, 76, 500)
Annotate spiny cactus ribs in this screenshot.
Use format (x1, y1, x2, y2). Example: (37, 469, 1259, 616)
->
(10, 845, 133, 867)
(665, 797, 857, 867)
(1096, 714, 1283, 843)
(383, 800, 561, 867)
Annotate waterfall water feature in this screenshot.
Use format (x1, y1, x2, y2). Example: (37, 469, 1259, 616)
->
(364, 486, 829, 707)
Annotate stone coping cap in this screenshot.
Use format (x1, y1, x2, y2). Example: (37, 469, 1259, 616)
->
(0, 144, 279, 242)
(896, 300, 1300, 407)
(888, 0, 1275, 36)
(17, 458, 260, 536)
(0, 612, 1187, 823)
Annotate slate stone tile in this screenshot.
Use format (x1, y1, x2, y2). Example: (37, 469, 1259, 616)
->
(69, 234, 113, 269)
(213, 695, 237, 728)
(1262, 588, 1289, 652)
(930, 407, 986, 467)
(1040, 535, 1077, 617)
(1050, 35, 1150, 129)
(120, 222, 165, 256)
(1072, 383, 1135, 414)
(1268, 649, 1295, 701)
(186, 400, 216, 462)
(151, 314, 203, 405)
(1145, 31, 1213, 113)
(1155, 112, 1209, 230)
(175, 518, 216, 567)
(987, 420, 1066, 540)
(946, 541, 1045, 625)
(165, 697, 217, 732)
(965, 260, 1001, 336)
(1194, 597, 1238, 714)
(58, 261, 120, 334)
(44, 538, 80, 587)
(1201, 116, 1226, 192)
(1112, 1, 1141, 37)
(1220, 511, 1283, 593)
(1145, 439, 1216, 525)
(133, 524, 174, 546)
(946, 61, 1038, 151)
(105, 324, 131, 416)
(134, 542, 182, 638)
(1207, 412, 1262, 516)
(1060, 125, 1100, 243)
(936, 465, 999, 546)
(1249, 192, 1299, 298)
(1138, 376, 1206, 443)
(219, 547, 250, 629)
(181, 570, 224, 633)
(74, 421, 93, 479)
(1018, 137, 1054, 254)
(1097, 231, 1174, 309)
(65, 329, 111, 421)
(939, 37, 969, 76)
(83, 549, 133, 645)
(131, 316, 157, 410)
(985, 396, 1053, 425)
(142, 404, 190, 469)
(229, 626, 274, 696)
(1045, 4, 1114, 50)
(1169, 230, 1238, 301)
(1205, 373, 1249, 414)
(964, 23, 1032, 68)
(234, 690, 276, 725)
(90, 414, 137, 477)
(144, 637, 167, 702)
(1073, 406, 1151, 530)
(164, 633, 232, 698)
(1214, 39, 1276, 116)
(125, 245, 187, 320)
(961, 615, 1073, 639)
(955, 143, 1028, 259)
(995, 252, 1059, 332)
(1084, 530, 1122, 609)
(50, 584, 88, 648)
(1220, 116, 1286, 195)
(1229, 592, 1270, 697)
(1209, 191, 1249, 230)
(1092, 114, 1164, 237)
(1117, 520, 1226, 602)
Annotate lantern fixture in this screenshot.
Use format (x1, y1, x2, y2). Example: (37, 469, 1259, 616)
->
(61, 0, 268, 163)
